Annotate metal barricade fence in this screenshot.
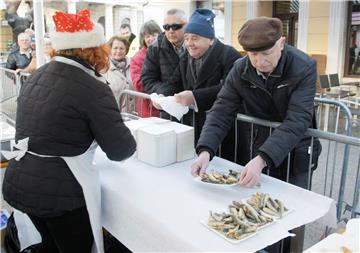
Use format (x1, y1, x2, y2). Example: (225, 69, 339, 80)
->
(1, 67, 19, 123)
(235, 112, 359, 223)
(120, 89, 196, 125)
(316, 95, 360, 135)
(0, 67, 31, 124)
(120, 90, 359, 223)
(235, 97, 359, 223)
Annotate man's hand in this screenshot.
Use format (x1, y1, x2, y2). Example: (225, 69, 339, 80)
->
(174, 90, 195, 106)
(15, 68, 23, 75)
(239, 155, 266, 187)
(191, 151, 210, 177)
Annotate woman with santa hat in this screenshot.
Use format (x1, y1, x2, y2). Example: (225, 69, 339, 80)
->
(2, 9, 136, 253)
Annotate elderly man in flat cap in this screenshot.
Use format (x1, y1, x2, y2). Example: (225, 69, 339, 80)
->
(191, 15, 322, 252)
(154, 9, 242, 161)
(192, 17, 321, 188)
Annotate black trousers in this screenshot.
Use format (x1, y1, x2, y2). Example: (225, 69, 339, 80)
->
(28, 207, 94, 253)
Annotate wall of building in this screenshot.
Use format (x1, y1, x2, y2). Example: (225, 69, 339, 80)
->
(230, 1, 272, 51)
(307, 0, 330, 55)
(231, 1, 247, 51)
(258, 1, 272, 17)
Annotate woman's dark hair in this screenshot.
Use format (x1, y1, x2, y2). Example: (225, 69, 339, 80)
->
(139, 20, 162, 48)
(107, 35, 130, 55)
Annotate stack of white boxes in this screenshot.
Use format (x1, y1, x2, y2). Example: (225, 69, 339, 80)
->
(137, 124, 177, 167)
(161, 122, 195, 162)
(125, 117, 194, 167)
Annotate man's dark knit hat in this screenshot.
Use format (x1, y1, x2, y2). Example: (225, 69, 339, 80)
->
(185, 9, 215, 39)
(238, 17, 283, 52)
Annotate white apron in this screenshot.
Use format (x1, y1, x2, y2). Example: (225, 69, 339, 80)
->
(2, 138, 104, 253)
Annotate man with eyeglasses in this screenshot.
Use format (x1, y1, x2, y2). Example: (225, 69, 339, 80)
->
(141, 8, 187, 95)
(153, 9, 241, 162)
(191, 17, 322, 253)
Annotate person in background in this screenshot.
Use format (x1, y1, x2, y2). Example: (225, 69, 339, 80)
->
(119, 22, 138, 57)
(130, 20, 162, 117)
(22, 36, 53, 74)
(191, 17, 321, 253)
(44, 36, 53, 63)
(9, 28, 34, 53)
(6, 32, 32, 73)
(140, 8, 187, 95)
(103, 36, 133, 108)
(2, 9, 136, 253)
(119, 22, 136, 45)
(153, 9, 241, 161)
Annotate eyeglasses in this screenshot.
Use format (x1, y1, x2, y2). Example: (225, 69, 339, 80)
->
(163, 23, 184, 31)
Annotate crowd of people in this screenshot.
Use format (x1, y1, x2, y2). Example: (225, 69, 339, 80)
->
(3, 6, 322, 253)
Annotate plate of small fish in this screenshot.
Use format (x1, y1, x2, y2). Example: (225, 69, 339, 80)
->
(202, 192, 290, 243)
(195, 169, 240, 186)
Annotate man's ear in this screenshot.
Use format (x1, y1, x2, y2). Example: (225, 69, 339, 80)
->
(279, 37, 286, 50)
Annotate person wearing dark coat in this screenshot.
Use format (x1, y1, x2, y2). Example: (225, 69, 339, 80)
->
(140, 8, 187, 95)
(191, 17, 322, 252)
(5, 32, 32, 71)
(154, 9, 242, 162)
(2, 10, 136, 253)
(192, 16, 321, 187)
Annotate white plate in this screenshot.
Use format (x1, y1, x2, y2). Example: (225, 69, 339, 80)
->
(194, 176, 238, 187)
(200, 218, 257, 243)
(201, 196, 291, 243)
(194, 176, 263, 188)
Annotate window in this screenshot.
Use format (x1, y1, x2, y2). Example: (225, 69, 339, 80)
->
(344, 1, 360, 77)
(273, 1, 299, 47)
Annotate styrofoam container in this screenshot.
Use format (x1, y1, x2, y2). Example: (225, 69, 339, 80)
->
(161, 122, 195, 162)
(124, 119, 152, 138)
(139, 117, 170, 124)
(124, 119, 153, 158)
(137, 124, 176, 167)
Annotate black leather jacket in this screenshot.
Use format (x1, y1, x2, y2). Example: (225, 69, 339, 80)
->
(5, 49, 32, 70)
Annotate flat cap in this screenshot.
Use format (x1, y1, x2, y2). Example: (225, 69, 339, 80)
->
(238, 17, 283, 52)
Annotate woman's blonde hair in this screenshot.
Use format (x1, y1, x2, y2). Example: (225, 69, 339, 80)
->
(107, 36, 130, 55)
(50, 44, 110, 74)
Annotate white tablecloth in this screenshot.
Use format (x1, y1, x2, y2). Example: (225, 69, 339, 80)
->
(304, 218, 359, 253)
(96, 149, 337, 252)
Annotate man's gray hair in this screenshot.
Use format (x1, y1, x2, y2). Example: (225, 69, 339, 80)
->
(18, 32, 30, 40)
(166, 9, 187, 23)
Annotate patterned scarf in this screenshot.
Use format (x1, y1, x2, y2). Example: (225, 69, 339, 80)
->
(111, 58, 127, 75)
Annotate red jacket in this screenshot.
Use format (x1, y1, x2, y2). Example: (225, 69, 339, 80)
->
(130, 47, 159, 117)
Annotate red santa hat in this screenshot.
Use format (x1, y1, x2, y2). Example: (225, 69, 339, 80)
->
(50, 9, 105, 50)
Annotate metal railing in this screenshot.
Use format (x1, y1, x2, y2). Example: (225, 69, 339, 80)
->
(0, 67, 31, 124)
(3, 79, 359, 223)
(119, 90, 360, 223)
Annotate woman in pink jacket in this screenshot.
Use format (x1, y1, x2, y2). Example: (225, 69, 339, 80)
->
(130, 20, 162, 117)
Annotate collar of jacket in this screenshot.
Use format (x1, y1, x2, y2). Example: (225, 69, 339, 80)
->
(53, 56, 106, 83)
(109, 57, 130, 71)
(241, 44, 289, 85)
(159, 32, 184, 55)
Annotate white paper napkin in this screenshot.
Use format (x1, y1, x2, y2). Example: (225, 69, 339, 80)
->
(150, 93, 189, 121)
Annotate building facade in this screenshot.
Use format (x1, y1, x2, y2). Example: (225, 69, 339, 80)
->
(0, 0, 357, 82)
